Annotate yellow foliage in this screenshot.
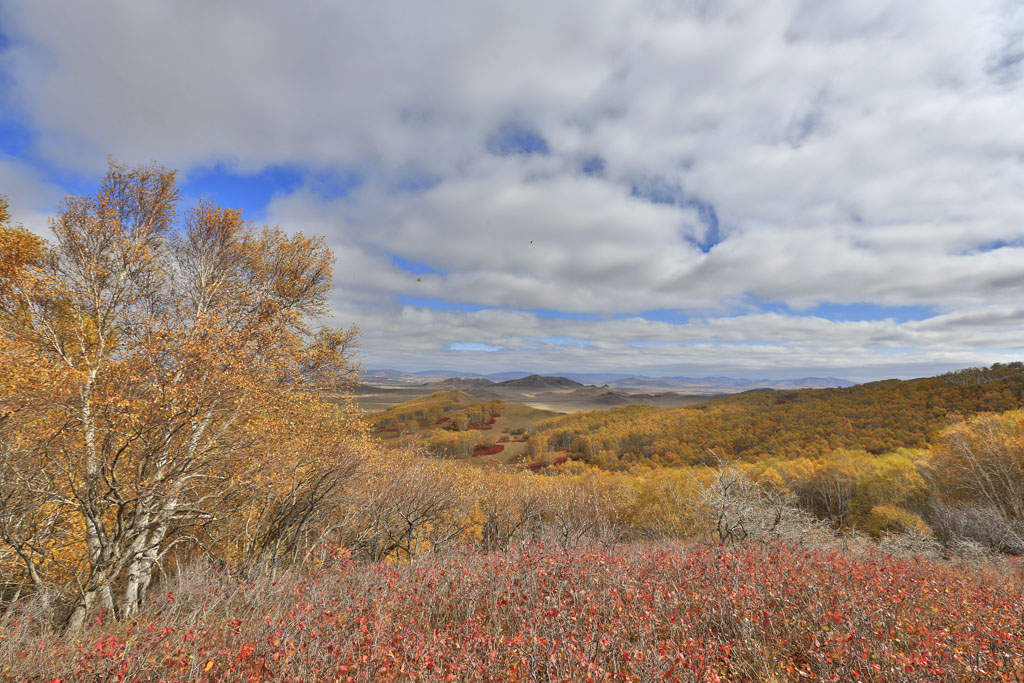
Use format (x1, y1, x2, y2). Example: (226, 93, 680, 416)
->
(927, 410, 1024, 520)
(0, 162, 363, 626)
(530, 365, 1024, 467)
(863, 505, 932, 539)
(848, 452, 930, 526)
(627, 467, 712, 539)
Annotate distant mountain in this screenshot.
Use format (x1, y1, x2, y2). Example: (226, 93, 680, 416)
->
(606, 376, 856, 393)
(363, 369, 534, 385)
(362, 370, 441, 384)
(363, 369, 420, 381)
(363, 369, 856, 393)
(793, 377, 858, 388)
(659, 375, 856, 388)
(436, 377, 497, 390)
(557, 372, 651, 384)
(495, 374, 585, 390)
(483, 371, 536, 381)
(592, 390, 631, 406)
(355, 372, 723, 413)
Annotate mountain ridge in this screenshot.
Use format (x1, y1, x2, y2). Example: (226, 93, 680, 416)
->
(363, 369, 857, 394)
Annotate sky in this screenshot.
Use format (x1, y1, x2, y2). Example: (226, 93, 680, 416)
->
(1, 0, 1023, 381)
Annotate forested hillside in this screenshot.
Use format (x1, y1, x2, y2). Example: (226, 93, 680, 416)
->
(530, 363, 1024, 468)
(366, 389, 494, 433)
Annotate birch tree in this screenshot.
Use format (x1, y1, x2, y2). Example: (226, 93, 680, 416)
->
(0, 163, 361, 628)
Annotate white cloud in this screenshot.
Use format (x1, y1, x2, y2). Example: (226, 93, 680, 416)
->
(0, 154, 66, 235)
(268, 167, 709, 312)
(3, 0, 1024, 376)
(320, 301, 1024, 380)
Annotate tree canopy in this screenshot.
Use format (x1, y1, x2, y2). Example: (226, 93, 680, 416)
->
(0, 162, 363, 628)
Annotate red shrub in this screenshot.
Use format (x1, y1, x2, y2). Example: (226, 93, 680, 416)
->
(4, 542, 1022, 682)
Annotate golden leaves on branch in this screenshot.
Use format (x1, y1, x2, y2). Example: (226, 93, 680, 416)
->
(0, 161, 364, 625)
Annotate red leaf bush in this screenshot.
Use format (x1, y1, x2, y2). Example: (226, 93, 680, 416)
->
(3, 542, 1022, 681)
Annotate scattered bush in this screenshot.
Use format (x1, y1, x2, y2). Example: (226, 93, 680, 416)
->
(863, 504, 932, 539)
(925, 501, 1024, 555)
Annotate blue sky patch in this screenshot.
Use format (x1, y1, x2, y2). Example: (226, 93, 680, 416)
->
(182, 165, 302, 218)
(398, 295, 489, 312)
(617, 309, 691, 324)
(581, 156, 605, 176)
(182, 164, 362, 221)
(966, 238, 1024, 254)
(450, 342, 503, 352)
(685, 198, 721, 253)
(757, 301, 936, 323)
(486, 123, 549, 156)
(630, 177, 721, 252)
(525, 336, 590, 346)
(0, 116, 33, 157)
(630, 341, 678, 347)
(392, 256, 446, 276)
(524, 308, 601, 321)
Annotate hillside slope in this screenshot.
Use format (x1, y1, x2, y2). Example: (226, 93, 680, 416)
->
(530, 363, 1024, 467)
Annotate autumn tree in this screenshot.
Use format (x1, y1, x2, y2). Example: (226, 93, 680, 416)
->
(924, 411, 1024, 551)
(699, 467, 827, 544)
(0, 197, 60, 608)
(928, 411, 1024, 520)
(535, 472, 632, 550)
(0, 163, 361, 629)
(627, 467, 710, 539)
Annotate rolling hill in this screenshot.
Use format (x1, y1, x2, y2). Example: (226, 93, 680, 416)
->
(528, 362, 1024, 469)
(353, 374, 714, 412)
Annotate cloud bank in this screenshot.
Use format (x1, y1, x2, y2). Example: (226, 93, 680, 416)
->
(2, 0, 1023, 378)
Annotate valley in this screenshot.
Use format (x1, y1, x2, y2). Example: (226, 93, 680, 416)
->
(352, 371, 853, 413)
